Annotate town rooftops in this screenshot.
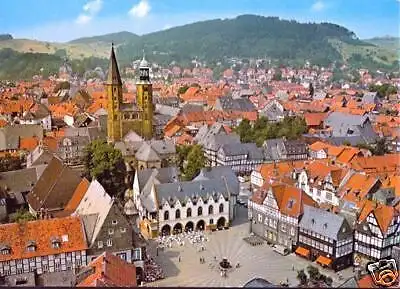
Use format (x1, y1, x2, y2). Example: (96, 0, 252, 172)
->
(0, 216, 87, 262)
(77, 252, 136, 287)
(299, 205, 350, 241)
(27, 156, 83, 212)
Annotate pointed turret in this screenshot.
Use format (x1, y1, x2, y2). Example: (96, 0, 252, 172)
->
(106, 43, 122, 85)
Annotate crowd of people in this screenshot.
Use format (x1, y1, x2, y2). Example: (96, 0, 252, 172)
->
(143, 257, 165, 283)
(156, 230, 208, 250)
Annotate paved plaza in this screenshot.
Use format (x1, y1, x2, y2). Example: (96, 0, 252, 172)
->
(146, 206, 354, 287)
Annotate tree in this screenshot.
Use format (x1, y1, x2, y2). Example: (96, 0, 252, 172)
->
(309, 83, 314, 96)
(176, 145, 193, 172)
(82, 140, 127, 198)
(373, 138, 388, 156)
(183, 145, 205, 181)
(273, 70, 282, 81)
(235, 118, 253, 143)
(0, 154, 22, 172)
(307, 265, 320, 281)
(10, 209, 36, 223)
(297, 269, 308, 286)
(178, 85, 189, 95)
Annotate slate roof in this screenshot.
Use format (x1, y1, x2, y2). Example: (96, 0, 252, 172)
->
(27, 157, 83, 212)
(219, 142, 264, 161)
(194, 122, 227, 144)
(243, 278, 277, 287)
(0, 124, 43, 151)
(154, 178, 231, 207)
(217, 96, 256, 112)
(0, 167, 39, 195)
(135, 142, 161, 162)
(193, 166, 240, 196)
(150, 139, 176, 155)
(299, 205, 348, 241)
(201, 133, 241, 151)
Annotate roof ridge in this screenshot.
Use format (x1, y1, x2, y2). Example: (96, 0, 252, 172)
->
(39, 159, 67, 211)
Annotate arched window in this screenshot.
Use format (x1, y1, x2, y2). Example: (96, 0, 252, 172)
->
(219, 204, 224, 213)
(175, 209, 181, 219)
(208, 205, 214, 215)
(164, 211, 169, 221)
(198, 207, 203, 216)
(186, 208, 192, 217)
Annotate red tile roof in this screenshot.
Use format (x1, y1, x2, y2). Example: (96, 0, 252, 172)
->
(77, 252, 137, 287)
(0, 216, 87, 262)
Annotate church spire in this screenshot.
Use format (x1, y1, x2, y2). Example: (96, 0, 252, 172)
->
(106, 43, 122, 85)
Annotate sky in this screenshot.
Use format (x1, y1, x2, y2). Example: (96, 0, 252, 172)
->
(1, 0, 399, 42)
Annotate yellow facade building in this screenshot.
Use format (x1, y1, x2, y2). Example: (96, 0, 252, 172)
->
(106, 45, 153, 142)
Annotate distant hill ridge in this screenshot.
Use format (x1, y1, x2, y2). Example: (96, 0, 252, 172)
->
(0, 15, 398, 79)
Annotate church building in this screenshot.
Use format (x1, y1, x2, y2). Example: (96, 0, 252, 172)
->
(106, 45, 154, 142)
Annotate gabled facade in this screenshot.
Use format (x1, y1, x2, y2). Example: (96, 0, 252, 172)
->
(354, 201, 400, 269)
(248, 183, 317, 251)
(297, 205, 353, 271)
(74, 180, 144, 269)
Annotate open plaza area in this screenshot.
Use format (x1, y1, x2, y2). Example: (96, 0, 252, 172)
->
(146, 206, 354, 287)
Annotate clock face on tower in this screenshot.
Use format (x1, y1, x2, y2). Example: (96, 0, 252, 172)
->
(140, 68, 149, 80)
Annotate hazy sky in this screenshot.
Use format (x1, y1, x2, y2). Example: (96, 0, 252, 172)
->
(1, 0, 399, 42)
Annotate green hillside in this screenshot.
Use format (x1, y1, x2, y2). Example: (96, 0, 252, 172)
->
(116, 15, 396, 69)
(0, 15, 397, 80)
(69, 31, 139, 45)
(363, 36, 399, 52)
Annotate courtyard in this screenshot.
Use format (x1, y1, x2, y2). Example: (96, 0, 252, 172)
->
(145, 206, 354, 287)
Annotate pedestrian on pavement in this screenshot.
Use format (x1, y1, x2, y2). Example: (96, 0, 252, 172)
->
(292, 264, 295, 271)
(178, 256, 181, 262)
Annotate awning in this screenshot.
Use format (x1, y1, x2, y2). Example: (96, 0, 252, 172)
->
(273, 245, 289, 256)
(295, 246, 310, 258)
(316, 255, 332, 266)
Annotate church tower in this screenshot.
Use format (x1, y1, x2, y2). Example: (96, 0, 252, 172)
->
(136, 52, 153, 140)
(106, 44, 123, 142)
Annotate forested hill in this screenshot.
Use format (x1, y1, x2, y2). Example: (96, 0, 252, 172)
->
(116, 15, 397, 68)
(0, 15, 397, 79)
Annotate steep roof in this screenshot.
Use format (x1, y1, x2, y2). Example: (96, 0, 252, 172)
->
(106, 45, 122, 86)
(300, 205, 348, 240)
(135, 142, 161, 162)
(27, 157, 83, 212)
(0, 216, 87, 262)
(77, 252, 136, 287)
(74, 180, 114, 247)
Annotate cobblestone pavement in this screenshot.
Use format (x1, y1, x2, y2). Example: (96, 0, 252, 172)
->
(146, 206, 355, 287)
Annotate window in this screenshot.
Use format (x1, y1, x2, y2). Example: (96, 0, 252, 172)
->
(108, 228, 114, 235)
(198, 207, 203, 216)
(97, 241, 103, 248)
(219, 204, 224, 213)
(281, 223, 286, 232)
(208, 205, 214, 215)
(107, 239, 113, 247)
(258, 214, 263, 223)
(164, 211, 169, 220)
(290, 227, 295, 236)
(112, 220, 118, 225)
(117, 253, 127, 261)
(52, 241, 61, 249)
(187, 208, 192, 217)
(26, 245, 36, 252)
(132, 248, 141, 261)
(210, 219, 214, 224)
(120, 227, 126, 233)
(175, 209, 181, 219)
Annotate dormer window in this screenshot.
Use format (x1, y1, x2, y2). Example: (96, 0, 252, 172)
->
(26, 241, 36, 252)
(0, 245, 10, 255)
(323, 223, 328, 229)
(51, 239, 61, 249)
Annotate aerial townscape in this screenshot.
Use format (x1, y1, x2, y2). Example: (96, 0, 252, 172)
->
(0, 0, 399, 288)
